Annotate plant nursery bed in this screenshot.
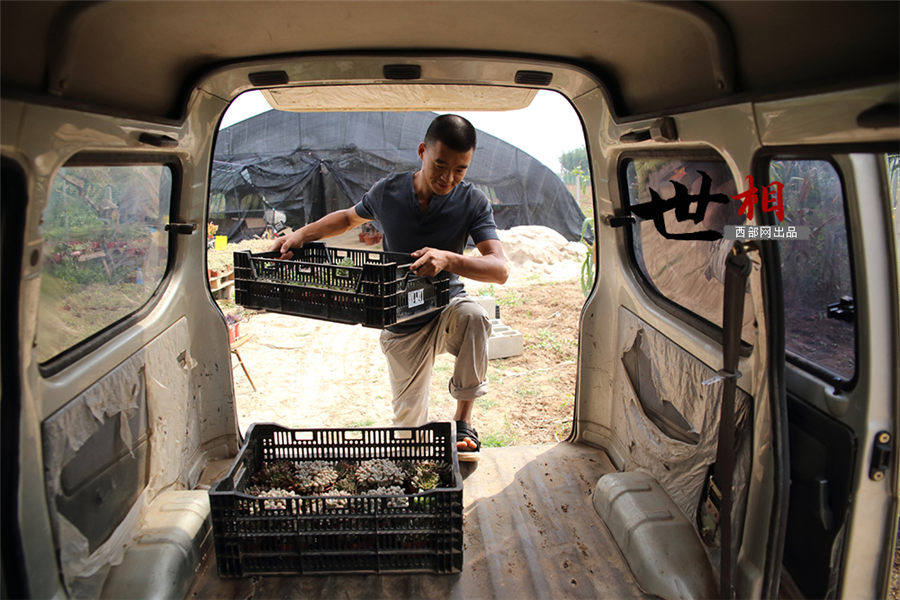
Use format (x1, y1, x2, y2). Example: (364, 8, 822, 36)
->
(233, 242, 450, 328)
(209, 422, 463, 577)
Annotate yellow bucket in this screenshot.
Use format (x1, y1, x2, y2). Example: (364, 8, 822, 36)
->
(214, 235, 227, 250)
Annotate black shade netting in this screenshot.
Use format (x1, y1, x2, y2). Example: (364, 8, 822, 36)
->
(210, 111, 590, 243)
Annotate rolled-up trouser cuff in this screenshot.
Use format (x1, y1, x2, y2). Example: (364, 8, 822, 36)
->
(449, 379, 489, 401)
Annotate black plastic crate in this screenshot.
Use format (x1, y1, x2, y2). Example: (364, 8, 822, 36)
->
(233, 242, 451, 328)
(209, 422, 463, 577)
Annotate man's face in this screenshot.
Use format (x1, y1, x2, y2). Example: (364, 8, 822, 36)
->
(418, 140, 474, 196)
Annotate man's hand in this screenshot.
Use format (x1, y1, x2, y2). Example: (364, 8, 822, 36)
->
(267, 207, 370, 259)
(410, 247, 454, 277)
(410, 240, 508, 283)
(269, 230, 305, 259)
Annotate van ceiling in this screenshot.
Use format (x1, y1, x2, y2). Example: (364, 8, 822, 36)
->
(1, 1, 897, 121)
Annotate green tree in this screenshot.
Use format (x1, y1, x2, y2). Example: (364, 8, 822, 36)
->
(559, 147, 588, 175)
(559, 147, 591, 197)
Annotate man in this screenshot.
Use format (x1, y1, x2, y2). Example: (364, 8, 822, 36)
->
(272, 114, 509, 461)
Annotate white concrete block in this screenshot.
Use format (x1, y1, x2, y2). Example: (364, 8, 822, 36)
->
(472, 295, 497, 318)
(488, 317, 524, 360)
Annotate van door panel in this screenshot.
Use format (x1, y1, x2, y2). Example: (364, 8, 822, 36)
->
(783, 393, 856, 597)
(3, 91, 237, 596)
(763, 151, 897, 598)
(40, 317, 199, 594)
(54, 392, 150, 554)
(612, 307, 754, 530)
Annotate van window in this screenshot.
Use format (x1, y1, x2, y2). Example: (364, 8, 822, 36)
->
(769, 159, 855, 381)
(887, 153, 900, 208)
(622, 158, 753, 339)
(36, 164, 172, 363)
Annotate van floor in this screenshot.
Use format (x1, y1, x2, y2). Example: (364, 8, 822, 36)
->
(188, 442, 649, 599)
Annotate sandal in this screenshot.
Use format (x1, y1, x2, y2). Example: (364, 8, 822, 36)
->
(455, 420, 481, 462)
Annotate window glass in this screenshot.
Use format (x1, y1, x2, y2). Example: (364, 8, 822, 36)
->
(771, 159, 854, 380)
(623, 158, 753, 340)
(887, 153, 900, 210)
(887, 153, 900, 291)
(37, 164, 172, 362)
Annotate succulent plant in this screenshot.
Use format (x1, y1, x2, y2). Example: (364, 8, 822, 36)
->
(293, 460, 339, 494)
(334, 470, 359, 495)
(366, 485, 408, 508)
(246, 487, 297, 513)
(397, 460, 418, 481)
(323, 490, 352, 510)
(246, 457, 450, 514)
(355, 458, 404, 490)
(412, 462, 442, 492)
(251, 460, 297, 490)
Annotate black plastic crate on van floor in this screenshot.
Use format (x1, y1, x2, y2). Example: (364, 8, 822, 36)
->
(209, 422, 463, 577)
(233, 242, 451, 329)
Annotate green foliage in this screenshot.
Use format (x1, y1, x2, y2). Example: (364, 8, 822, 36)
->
(209, 192, 227, 218)
(52, 260, 106, 285)
(559, 147, 591, 194)
(335, 256, 356, 278)
(481, 429, 518, 447)
(514, 387, 540, 398)
(41, 165, 169, 288)
(772, 159, 851, 303)
(475, 396, 497, 408)
(43, 222, 149, 243)
(631, 158, 671, 193)
(559, 147, 588, 176)
(44, 165, 170, 233)
(496, 289, 523, 307)
(579, 217, 595, 297)
(553, 421, 572, 441)
(532, 328, 563, 353)
(887, 153, 900, 210)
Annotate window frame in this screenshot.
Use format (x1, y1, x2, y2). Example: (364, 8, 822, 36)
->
(752, 149, 864, 392)
(38, 152, 182, 376)
(616, 150, 753, 356)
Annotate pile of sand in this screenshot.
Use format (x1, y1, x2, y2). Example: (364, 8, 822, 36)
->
(490, 226, 587, 286)
(498, 226, 585, 266)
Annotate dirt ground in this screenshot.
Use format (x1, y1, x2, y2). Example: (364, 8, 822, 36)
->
(225, 279, 582, 446)
(222, 281, 584, 446)
(217, 228, 586, 446)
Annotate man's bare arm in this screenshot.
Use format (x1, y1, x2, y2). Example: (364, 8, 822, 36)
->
(270, 207, 370, 258)
(410, 238, 509, 284)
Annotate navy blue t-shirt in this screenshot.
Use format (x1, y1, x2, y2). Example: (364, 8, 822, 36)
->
(354, 172, 499, 332)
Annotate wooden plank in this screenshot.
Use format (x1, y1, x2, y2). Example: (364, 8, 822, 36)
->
(209, 279, 234, 294)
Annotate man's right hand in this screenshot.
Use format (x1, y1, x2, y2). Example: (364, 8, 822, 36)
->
(269, 230, 304, 259)
(266, 207, 370, 259)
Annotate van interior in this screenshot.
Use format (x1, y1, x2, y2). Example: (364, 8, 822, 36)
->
(2, 3, 898, 599)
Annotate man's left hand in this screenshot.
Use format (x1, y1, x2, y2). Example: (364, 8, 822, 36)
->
(410, 247, 453, 277)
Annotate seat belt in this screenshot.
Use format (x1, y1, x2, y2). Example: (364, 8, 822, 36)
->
(699, 241, 752, 600)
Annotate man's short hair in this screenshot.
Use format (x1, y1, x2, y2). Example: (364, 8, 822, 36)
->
(424, 114, 477, 152)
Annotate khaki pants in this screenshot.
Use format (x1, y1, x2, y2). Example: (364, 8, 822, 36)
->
(380, 296, 491, 426)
